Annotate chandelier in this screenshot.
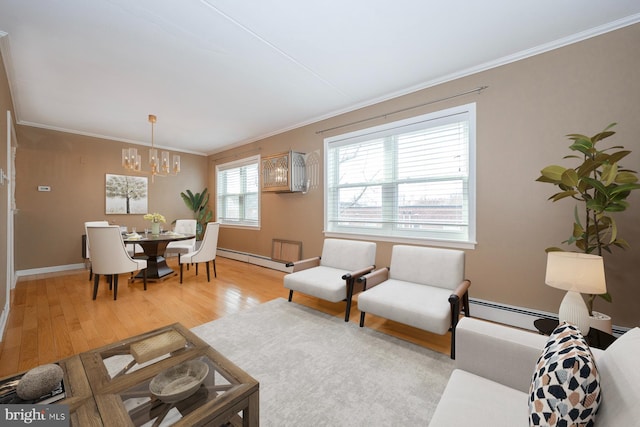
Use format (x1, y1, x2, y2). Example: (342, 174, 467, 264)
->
(122, 114, 180, 181)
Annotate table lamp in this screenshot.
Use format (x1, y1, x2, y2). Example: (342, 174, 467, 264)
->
(545, 251, 607, 335)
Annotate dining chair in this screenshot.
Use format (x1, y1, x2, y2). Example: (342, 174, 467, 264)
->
(87, 225, 147, 300)
(165, 219, 197, 267)
(84, 220, 109, 281)
(179, 222, 220, 284)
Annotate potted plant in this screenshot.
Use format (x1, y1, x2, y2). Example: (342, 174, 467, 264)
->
(536, 123, 640, 330)
(180, 188, 213, 240)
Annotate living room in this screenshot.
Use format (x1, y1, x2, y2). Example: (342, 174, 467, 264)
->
(0, 4, 639, 425)
(4, 21, 640, 329)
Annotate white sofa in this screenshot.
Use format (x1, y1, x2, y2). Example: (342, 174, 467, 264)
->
(429, 317, 640, 426)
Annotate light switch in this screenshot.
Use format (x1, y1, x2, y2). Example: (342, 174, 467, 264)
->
(38, 185, 51, 192)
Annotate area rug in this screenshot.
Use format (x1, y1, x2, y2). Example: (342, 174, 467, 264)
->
(191, 298, 454, 426)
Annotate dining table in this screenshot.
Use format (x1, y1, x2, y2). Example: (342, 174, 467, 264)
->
(122, 232, 195, 281)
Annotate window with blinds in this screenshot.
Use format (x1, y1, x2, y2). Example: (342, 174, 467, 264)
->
(325, 103, 476, 247)
(216, 155, 260, 228)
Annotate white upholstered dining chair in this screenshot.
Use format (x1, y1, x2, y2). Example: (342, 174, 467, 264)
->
(86, 225, 147, 300)
(165, 219, 197, 264)
(179, 222, 220, 283)
(84, 220, 109, 281)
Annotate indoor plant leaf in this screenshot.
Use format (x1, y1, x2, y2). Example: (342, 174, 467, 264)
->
(560, 169, 579, 187)
(550, 190, 578, 202)
(538, 165, 566, 182)
(615, 171, 639, 183)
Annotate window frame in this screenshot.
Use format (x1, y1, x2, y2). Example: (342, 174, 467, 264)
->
(215, 154, 261, 229)
(323, 103, 476, 249)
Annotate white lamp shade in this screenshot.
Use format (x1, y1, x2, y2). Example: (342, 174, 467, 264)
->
(545, 252, 606, 294)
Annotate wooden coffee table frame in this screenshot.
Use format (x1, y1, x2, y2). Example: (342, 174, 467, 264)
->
(2, 324, 259, 427)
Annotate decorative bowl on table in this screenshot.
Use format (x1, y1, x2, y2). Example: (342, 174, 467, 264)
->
(149, 360, 209, 403)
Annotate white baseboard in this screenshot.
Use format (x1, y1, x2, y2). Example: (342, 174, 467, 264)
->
(0, 301, 8, 341)
(15, 263, 86, 284)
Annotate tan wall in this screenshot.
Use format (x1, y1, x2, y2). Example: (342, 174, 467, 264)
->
(14, 126, 208, 271)
(210, 24, 640, 328)
(0, 43, 14, 315)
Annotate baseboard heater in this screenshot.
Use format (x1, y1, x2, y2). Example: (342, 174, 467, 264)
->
(469, 298, 628, 337)
(217, 248, 293, 273)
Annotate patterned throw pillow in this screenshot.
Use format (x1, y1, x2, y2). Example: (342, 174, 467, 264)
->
(528, 322, 600, 427)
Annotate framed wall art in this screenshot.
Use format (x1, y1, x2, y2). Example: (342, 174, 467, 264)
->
(105, 174, 148, 214)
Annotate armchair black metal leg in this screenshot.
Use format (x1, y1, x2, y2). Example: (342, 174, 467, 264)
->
(93, 274, 100, 300)
(288, 290, 293, 302)
(113, 274, 119, 300)
(195, 263, 199, 276)
(143, 269, 147, 290)
(344, 278, 355, 322)
(344, 299, 352, 322)
(449, 294, 461, 359)
(463, 291, 470, 317)
(180, 264, 183, 284)
(89, 265, 93, 281)
(359, 311, 366, 327)
(206, 261, 210, 282)
(213, 259, 217, 278)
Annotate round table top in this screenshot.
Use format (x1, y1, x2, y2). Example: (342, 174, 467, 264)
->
(122, 232, 195, 243)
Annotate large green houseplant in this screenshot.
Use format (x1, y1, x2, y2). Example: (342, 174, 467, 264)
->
(536, 123, 640, 315)
(180, 188, 213, 240)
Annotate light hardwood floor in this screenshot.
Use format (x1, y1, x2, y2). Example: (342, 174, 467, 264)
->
(0, 256, 450, 378)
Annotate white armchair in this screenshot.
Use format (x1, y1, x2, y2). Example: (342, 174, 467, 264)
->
(357, 245, 470, 358)
(284, 239, 376, 322)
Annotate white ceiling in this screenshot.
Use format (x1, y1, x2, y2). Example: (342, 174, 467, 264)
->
(1, 1, 639, 155)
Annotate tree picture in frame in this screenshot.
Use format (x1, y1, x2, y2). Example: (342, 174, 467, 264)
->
(105, 174, 148, 214)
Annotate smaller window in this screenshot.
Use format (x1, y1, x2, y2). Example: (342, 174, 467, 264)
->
(216, 155, 260, 228)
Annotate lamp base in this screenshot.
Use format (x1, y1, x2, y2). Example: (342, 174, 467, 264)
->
(558, 290, 591, 335)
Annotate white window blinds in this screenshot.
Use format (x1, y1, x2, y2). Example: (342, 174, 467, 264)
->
(325, 103, 475, 246)
(216, 155, 260, 228)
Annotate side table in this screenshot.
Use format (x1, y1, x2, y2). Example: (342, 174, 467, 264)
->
(533, 318, 616, 350)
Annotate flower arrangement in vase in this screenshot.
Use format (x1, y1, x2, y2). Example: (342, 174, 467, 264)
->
(144, 212, 166, 235)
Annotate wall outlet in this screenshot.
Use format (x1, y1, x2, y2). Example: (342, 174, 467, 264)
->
(37, 185, 51, 192)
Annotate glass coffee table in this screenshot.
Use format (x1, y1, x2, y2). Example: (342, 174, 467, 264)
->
(75, 323, 259, 427)
(0, 324, 258, 426)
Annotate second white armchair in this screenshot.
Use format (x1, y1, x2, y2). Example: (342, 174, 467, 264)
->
(357, 245, 470, 358)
